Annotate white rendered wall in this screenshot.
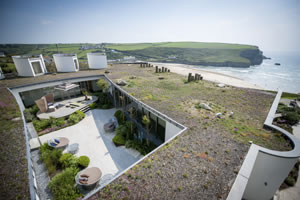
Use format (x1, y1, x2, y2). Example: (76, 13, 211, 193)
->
(13, 57, 35, 77)
(87, 53, 107, 69)
(0, 72, 4, 79)
(53, 55, 79, 72)
(243, 152, 297, 200)
(165, 121, 182, 141)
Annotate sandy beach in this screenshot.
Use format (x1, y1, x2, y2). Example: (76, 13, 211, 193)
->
(151, 62, 264, 90)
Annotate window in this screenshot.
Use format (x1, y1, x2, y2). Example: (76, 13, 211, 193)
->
(74, 59, 79, 70)
(31, 61, 43, 75)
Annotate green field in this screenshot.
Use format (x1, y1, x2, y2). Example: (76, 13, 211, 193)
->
(105, 41, 258, 51)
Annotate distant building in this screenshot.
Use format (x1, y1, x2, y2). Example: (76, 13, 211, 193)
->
(53, 54, 79, 72)
(168, 55, 176, 59)
(0, 52, 5, 57)
(123, 56, 136, 62)
(12, 54, 47, 77)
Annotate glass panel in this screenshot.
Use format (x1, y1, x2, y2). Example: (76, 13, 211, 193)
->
(31, 61, 43, 74)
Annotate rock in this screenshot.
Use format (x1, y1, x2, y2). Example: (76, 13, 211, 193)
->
(217, 83, 225, 88)
(116, 79, 128, 86)
(12, 117, 21, 121)
(216, 113, 222, 118)
(104, 70, 110, 74)
(129, 76, 136, 79)
(158, 77, 165, 80)
(229, 111, 234, 118)
(199, 103, 213, 111)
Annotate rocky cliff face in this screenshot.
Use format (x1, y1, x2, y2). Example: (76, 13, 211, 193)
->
(240, 49, 264, 66)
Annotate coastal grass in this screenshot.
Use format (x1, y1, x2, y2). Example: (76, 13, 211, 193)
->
(0, 88, 30, 200)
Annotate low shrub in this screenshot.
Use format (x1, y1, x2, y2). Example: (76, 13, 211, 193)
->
(88, 102, 97, 109)
(285, 176, 296, 186)
(282, 112, 300, 126)
(33, 119, 51, 132)
(50, 117, 65, 128)
(49, 167, 82, 200)
(114, 110, 126, 124)
(78, 156, 90, 168)
(125, 139, 157, 155)
(112, 133, 126, 146)
(59, 153, 78, 169)
(68, 111, 85, 125)
(40, 143, 62, 175)
(23, 109, 33, 122)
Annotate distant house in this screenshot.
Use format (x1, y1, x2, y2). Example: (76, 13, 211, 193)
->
(123, 56, 136, 62)
(168, 55, 176, 59)
(12, 54, 47, 77)
(0, 52, 5, 57)
(53, 54, 79, 72)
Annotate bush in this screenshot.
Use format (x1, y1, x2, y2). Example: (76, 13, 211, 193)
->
(125, 139, 157, 155)
(29, 105, 39, 116)
(88, 102, 97, 109)
(49, 167, 82, 200)
(112, 133, 126, 146)
(68, 111, 85, 125)
(40, 143, 62, 175)
(23, 109, 33, 122)
(285, 176, 296, 186)
(33, 119, 51, 132)
(114, 110, 126, 124)
(78, 156, 90, 168)
(50, 117, 65, 128)
(282, 112, 300, 126)
(59, 153, 78, 169)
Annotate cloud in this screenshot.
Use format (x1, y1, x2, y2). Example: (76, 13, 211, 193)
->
(41, 19, 53, 25)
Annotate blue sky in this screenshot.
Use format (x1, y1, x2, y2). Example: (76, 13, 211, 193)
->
(1, 0, 300, 51)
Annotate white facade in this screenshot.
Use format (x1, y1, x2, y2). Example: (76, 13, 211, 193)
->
(12, 55, 47, 77)
(0, 67, 5, 79)
(165, 121, 183, 141)
(87, 53, 107, 69)
(53, 54, 79, 72)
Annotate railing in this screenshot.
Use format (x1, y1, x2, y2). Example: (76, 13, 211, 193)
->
(227, 90, 300, 200)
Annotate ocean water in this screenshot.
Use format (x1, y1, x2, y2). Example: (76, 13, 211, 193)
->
(192, 51, 300, 93)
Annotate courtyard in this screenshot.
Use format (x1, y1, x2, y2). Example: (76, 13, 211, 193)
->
(39, 108, 143, 186)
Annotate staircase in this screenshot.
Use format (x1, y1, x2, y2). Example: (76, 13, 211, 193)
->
(80, 105, 90, 113)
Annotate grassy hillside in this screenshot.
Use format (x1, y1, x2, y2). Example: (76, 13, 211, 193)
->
(105, 41, 258, 51)
(105, 42, 262, 67)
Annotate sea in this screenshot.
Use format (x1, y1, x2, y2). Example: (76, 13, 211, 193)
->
(192, 51, 300, 94)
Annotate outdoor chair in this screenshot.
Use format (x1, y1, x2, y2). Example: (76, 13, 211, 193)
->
(48, 137, 69, 149)
(44, 93, 54, 106)
(75, 167, 102, 190)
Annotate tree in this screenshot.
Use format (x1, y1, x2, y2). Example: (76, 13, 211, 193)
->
(96, 79, 109, 93)
(96, 79, 109, 104)
(142, 115, 151, 146)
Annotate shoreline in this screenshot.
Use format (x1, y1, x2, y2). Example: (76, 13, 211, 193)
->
(150, 62, 264, 90)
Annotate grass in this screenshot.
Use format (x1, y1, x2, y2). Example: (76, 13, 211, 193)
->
(92, 64, 292, 200)
(0, 88, 29, 199)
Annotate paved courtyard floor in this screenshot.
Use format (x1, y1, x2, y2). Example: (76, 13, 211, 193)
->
(39, 108, 143, 183)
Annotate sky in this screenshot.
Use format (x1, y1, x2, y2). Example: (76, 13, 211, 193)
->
(1, 0, 300, 51)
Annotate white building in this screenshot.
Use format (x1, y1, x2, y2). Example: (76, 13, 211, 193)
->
(12, 54, 47, 77)
(53, 54, 79, 72)
(87, 53, 107, 69)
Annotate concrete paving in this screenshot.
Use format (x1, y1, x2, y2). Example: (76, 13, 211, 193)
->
(276, 124, 300, 200)
(39, 109, 143, 181)
(37, 95, 98, 119)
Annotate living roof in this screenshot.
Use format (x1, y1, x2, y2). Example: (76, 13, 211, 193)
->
(0, 64, 292, 199)
(90, 64, 291, 200)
